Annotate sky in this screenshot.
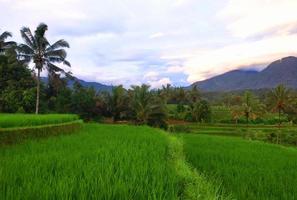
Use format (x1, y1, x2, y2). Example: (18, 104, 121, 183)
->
(1, 0, 297, 88)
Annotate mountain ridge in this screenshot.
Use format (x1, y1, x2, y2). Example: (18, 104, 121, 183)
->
(190, 56, 297, 92)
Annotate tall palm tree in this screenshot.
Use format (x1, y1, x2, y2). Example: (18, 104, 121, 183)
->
(17, 23, 71, 114)
(242, 91, 263, 127)
(267, 85, 292, 129)
(0, 31, 16, 53)
(130, 84, 152, 124)
(105, 85, 127, 122)
(187, 85, 201, 104)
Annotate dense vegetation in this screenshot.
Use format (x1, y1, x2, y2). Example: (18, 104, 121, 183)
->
(0, 124, 220, 200)
(2, 23, 297, 200)
(181, 133, 297, 200)
(0, 114, 79, 128)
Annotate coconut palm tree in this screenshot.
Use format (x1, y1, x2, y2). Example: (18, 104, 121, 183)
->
(0, 31, 16, 53)
(267, 84, 292, 129)
(17, 23, 71, 114)
(105, 85, 127, 122)
(231, 105, 243, 125)
(130, 84, 152, 124)
(242, 91, 263, 127)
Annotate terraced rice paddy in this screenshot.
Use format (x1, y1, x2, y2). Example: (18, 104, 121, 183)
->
(181, 133, 297, 200)
(0, 114, 79, 128)
(0, 124, 220, 200)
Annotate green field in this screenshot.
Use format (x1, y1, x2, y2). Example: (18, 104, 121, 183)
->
(0, 114, 79, 128)
(2, 113, 297, 199)
(0, 124, 220, 200)
(181, 134, 297, 200)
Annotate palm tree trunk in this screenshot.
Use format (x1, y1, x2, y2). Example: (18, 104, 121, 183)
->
(278, 108, 281, 130)
(35, 69, 40, 114)
(278, 108, 281, 144)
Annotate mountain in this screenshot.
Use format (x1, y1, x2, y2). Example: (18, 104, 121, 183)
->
(41, 77, 113, 92)
(190, 56, 297, 92)
(67, 79, 113, 92)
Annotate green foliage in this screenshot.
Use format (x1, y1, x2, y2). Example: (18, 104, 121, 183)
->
(185, 100, 212, 123)
(70, 82, 97, 120)
(147, 97, 168, 129)
(18, 23, 71, 114)
(129, 84, 152, 124)
(0, 120, 82, 145)
(104, 85, 128, 122)
(0, 114, 79, 128)
(0, 49, 36, 113)
(181, 134, 297, 200)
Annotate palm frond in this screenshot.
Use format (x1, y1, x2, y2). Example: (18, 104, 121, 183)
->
(45, 49, 67, 59)
(17, 44, 34, 54)
(0, 31, 12, 41)
(46, 39, 70, 51)
(63, 60, 71, 67)
(20, 27, 35, 48)
(35, 23, 48, 38)
(46, 62, 65, 73)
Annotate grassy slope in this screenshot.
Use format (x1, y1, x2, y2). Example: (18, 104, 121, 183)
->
(0, 124, 220, 200)
(0, 114, 79, 128)
(181, 134, 297, 200)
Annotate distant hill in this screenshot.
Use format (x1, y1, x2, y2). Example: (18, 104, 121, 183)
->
(190, 56, 297, 92)
(41, 77, 113, 92)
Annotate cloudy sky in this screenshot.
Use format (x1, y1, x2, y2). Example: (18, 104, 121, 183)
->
(1, 0, 297, 88)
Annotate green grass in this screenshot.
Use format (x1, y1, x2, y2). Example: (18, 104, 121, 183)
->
(180, 133, 297, 200)
(0, 114, 79, 128)
(0, 124, 220, 199)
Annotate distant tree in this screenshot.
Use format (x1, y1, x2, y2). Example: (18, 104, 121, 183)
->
(147, 96, 168, 129)
(71, 82, 97, 120)
(130, 84, 152, 124)
(187, 85, 201, 104)
(242, 91, 263, 127)
(186, 100, 211, 122)
(160, 84, 172, 104)
(267, 85, 292, 129)
(105, 85, 127, 122)
(231, 105, 243, 124)
(173, 87, 187, 113)
(0, 48, 35, 112)
(0, 31, 16, 53)
(17, 23, 71, 114)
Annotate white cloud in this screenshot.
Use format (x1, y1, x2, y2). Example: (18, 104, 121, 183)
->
(149, 32, 166, 39)
(148, 78, 171, 88)
(220, 0, 297, 38)
(1, 0, 297, 87)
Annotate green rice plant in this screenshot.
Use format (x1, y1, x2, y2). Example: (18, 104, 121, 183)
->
(0, 124, 221, 200)
(181, 134, 297, 200)
(0, 120, 83, 145)
(0, 114, 79, 128)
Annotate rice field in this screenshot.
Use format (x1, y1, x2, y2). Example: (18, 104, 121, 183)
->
(0, 124, 220, 200)
(0, 114, 79, 128)
(181, 133, 297, 200)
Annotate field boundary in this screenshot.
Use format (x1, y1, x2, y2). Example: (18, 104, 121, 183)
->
(166, 134, 227, 200)
(0, 120, 83, 145)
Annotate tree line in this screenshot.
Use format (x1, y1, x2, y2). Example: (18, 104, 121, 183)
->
(0, 24, 211, 129)
(1, 24, 297, 129)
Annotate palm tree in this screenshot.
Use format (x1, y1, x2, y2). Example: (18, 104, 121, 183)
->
(17, 23, 71, 114)
(187, 85, 201, 104)
(267, 85, 292, 129)
(242, 91, 263, 127)
(0, 31, 16, 53)
(231, 105, 243, 125)
(160, 83, 172, 103)
(130, 84, 152, 124)
(105, 85, 127, 122)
